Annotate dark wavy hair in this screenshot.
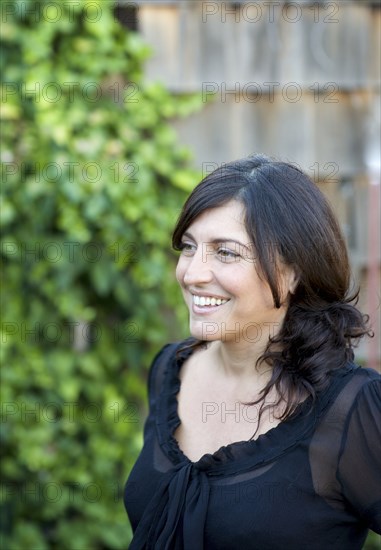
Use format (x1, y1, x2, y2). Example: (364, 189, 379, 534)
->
(172, 154, 373, 431)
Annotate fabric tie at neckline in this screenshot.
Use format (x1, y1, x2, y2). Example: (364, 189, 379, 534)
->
(129, 462, 210, 550)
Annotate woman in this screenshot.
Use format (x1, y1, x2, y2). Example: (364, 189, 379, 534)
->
(124, 155, 381, 549)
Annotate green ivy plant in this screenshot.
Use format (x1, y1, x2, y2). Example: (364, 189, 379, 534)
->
(0, 1, 202, 547)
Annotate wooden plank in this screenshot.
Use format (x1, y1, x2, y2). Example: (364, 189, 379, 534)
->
(138, 3, 378, 89)
(172, 90, 379, 179)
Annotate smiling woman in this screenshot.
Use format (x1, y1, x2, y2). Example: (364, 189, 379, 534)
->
(175, 200, 296, 348)
(124, 154, 381, 550)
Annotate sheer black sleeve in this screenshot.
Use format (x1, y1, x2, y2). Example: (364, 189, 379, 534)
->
(337, 378, 381, 533)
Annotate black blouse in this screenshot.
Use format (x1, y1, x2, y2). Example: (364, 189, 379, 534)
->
(124, 340, 381, 549)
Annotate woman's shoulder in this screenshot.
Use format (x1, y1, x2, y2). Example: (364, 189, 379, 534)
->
(343, 363, 381, 396)
(325, 363, 381, 426)
(150, 337, 197, 366)
(146, 338, 197, 398)
(351, 363, 381, 380)
(306, 363, 380, 432)
(332, 362, 380, 399)
(347, 363, 381, 408)
(332, 361, 380, 387)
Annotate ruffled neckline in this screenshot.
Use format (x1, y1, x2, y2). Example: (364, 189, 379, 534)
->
(155, 339, 356, 476)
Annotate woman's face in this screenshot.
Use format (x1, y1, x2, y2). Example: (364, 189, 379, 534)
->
(176, 199, 296, 344)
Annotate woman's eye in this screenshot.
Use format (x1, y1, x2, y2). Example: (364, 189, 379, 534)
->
(217, 248, 239, 261)
(179, 242, 196, 255)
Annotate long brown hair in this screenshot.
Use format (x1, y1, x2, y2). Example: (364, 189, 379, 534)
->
(172, 154, 372, 434)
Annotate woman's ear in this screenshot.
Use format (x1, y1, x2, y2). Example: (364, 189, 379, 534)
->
(287, 266, 300, 295)
(278, 261, 300, 303)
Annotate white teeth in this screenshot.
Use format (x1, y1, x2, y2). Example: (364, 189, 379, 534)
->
(192, 295, 229, 307)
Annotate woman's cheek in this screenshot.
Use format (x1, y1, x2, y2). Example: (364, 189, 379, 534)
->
(175, 258, 185, 286)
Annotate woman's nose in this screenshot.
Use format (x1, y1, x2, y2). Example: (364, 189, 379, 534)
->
(183, 246, 214, 286)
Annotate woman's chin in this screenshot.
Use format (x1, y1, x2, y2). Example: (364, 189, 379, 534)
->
(189, 319, 216, 341)
(188, 319, 228, 342)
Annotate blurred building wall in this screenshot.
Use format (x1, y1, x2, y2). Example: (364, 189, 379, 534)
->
(119, 0, 381, 366)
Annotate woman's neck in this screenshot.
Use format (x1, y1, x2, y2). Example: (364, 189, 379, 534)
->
(208, 339, 273, 388)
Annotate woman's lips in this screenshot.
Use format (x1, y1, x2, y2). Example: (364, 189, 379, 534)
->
(185, 290, 231, 315)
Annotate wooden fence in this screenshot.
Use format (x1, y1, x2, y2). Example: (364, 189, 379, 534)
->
(118, 0, 381, 365)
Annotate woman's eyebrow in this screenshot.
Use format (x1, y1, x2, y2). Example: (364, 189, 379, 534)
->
(183, 231, 252, 252)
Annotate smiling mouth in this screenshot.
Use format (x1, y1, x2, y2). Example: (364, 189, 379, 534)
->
(192, 294, 230, 307)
